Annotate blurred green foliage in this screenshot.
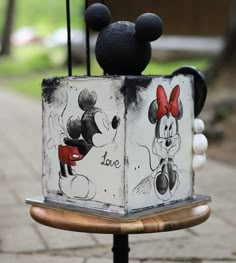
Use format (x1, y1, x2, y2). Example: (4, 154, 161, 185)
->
(0, 0, 210, 99)
(143, 59, 209, 75)
(0, 0, 84, 35)
(0, 44, 209, 99)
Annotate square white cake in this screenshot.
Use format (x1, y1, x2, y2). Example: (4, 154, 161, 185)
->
(42, 74, 195, 216)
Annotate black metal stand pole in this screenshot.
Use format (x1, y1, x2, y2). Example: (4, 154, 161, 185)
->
(66, 0, 72, 76)
(112, 234, 130, 263)
(85, 0, 91, 76)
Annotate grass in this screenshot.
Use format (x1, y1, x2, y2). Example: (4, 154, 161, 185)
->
(0, 42, 210, 99)
(143, 59, 209, 75)
(0, 56, 210, 99)
(0, 45, 68, 76)
(1, 65, 93, 98)
(0, 44, 104, 98)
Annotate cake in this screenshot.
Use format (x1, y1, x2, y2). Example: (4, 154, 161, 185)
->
(41, 4, 208, 218)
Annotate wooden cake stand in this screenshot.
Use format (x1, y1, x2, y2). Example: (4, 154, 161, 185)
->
(30, 201, 210, 263)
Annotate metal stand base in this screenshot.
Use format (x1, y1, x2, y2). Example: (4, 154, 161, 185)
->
(112, 234, 130, 263)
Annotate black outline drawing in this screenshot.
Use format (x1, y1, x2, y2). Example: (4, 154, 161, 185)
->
(133, 85, 183, 201)
(47, 88, 120, 201)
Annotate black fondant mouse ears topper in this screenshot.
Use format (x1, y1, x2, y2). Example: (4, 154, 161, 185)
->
(135, 13, 163, 42)
(85, 3, 163, 43)
(85, 3, 111, 31)
(172, 66, 207, 117)
(85, 3, 163, 75)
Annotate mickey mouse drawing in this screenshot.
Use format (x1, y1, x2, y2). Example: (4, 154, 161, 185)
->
(47, 88, 120, 200)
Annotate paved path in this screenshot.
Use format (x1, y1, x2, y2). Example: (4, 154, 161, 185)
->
(0, 89, 235, 263)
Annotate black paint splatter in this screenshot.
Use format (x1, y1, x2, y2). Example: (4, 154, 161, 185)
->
(42, 77, 62, 104)
(121, 76, 152, 111)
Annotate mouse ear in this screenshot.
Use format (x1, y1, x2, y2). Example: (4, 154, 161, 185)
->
(135, 13, 163, 42)
(78, 89, 97, 111)
(148, 100, 158, 124)
(85, 3, 111, 32)
(172, 66, 207, 117)
(67, 116, 82, 139)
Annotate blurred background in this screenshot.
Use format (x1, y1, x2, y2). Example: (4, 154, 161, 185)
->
(0, 1, 235, 262)
(0, 0, 235, 163)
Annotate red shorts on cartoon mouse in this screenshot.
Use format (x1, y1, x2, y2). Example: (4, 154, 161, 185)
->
(59, 89, 120, 179)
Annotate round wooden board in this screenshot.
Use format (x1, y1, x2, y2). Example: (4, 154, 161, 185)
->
(30, 203, 210, 234)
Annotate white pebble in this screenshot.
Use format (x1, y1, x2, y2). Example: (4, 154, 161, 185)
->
(193, 153, 206, 171)
(194, 119, 205, 133)
(193, 134, 208, 154)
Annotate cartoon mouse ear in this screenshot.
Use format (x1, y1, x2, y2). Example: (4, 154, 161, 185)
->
(85, 3, 111, 32)
(172, 66, 207, 117)
(148, 100, 158, 124)
(78, 89, 97, 111)
(67, 116, 82, 139)
(135, 13, 163, 42)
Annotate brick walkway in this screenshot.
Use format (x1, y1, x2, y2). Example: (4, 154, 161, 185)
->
(0, 88, 235, 263)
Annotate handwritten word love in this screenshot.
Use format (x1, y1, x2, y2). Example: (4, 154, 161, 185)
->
(101, 151, 121, 169)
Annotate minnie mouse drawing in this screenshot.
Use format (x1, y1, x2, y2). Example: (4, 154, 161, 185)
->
(133, 85, 183, 200)
(132, 68, 209, 200)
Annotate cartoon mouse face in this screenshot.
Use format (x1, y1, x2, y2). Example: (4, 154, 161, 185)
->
(153, 114, 181, 159)
(149, 85, 183, 159)
(65, 89, 120, 157)
(85, 3, 163, 75)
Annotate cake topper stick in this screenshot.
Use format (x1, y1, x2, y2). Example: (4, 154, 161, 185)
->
(85, 0, 106, 76)
(85, 0, 91, 76)
(101, 0, 105, 75)
(66, 0, 72, 76)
